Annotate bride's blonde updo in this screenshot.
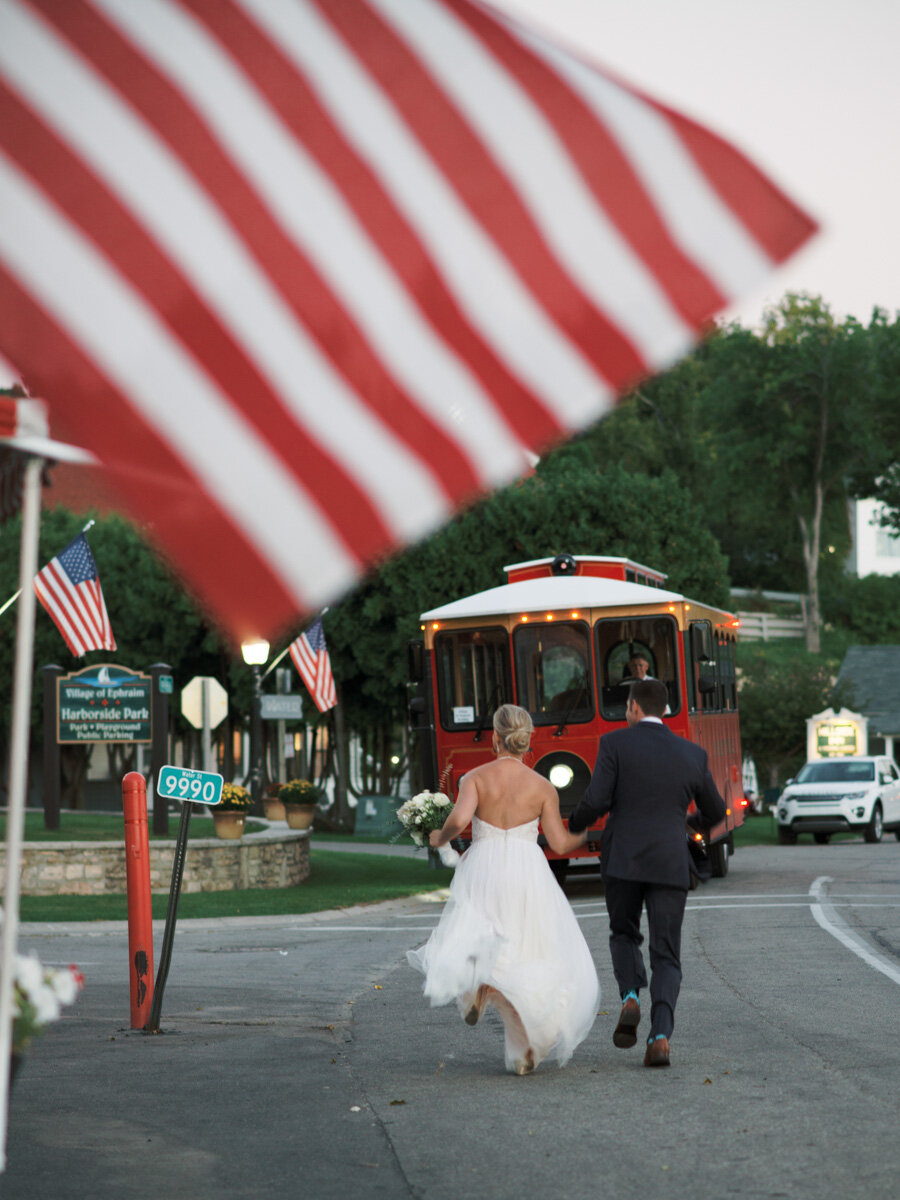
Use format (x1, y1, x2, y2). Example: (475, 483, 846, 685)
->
(493, 704, 532, 756)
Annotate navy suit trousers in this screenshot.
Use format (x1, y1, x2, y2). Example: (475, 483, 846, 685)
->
(604, 876, 687, 1040)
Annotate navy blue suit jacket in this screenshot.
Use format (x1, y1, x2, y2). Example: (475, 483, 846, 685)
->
(568, 721, 727, 889)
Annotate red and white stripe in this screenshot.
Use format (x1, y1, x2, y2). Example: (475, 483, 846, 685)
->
(289, 632, 337, 713)
(0, 0, 816, 642)
(34, 560, 116, 657)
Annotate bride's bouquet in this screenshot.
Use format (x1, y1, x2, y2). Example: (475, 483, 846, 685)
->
(396, 791, 459, 867)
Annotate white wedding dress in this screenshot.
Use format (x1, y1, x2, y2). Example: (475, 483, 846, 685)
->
(407, 814, 599, 1073)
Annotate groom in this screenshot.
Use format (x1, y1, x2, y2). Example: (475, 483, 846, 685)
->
(568, 678, 726, 1067)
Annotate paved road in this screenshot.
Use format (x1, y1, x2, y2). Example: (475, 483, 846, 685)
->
(5, 839, 900, 1199)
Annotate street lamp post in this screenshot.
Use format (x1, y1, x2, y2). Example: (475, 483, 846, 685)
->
(241, 640, 270, 811)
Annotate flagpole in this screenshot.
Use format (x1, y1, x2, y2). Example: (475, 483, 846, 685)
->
(0, 455, 44, 1172)
(0, 518, 96, 619)
(260, 643, 290, 681)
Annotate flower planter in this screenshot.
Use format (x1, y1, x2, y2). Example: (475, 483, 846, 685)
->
(212, 811, 246, 840)
(263, 798, 287, 822)
(284, 803, 316, 831)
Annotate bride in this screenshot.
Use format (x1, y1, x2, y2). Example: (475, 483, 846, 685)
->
(407, 704, 599, 1074)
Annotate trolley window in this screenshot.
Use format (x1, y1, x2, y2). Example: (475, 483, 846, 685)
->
(434, 627, 512, 731)
(513, 622, 594, 726)
(595, 615, 681, 720)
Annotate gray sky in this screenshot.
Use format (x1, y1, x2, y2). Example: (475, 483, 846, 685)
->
(494, 0, 900, 328)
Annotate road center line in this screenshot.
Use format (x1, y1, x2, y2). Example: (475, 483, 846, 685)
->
(809, 875, 900, 988)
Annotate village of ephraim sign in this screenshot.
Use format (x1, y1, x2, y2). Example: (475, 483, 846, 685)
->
(57, 664, 152, 744)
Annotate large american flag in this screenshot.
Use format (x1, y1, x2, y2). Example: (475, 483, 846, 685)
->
(289, 618, 337, 712)
(33, 532, 117, 656)
(0, 0, 816, 643)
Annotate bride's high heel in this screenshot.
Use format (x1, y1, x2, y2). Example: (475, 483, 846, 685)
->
(464, 985, 491, 1025)
(514, 1048, 535, 1076)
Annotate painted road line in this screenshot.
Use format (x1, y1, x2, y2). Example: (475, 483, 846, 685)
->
(809, 875, 900, 988)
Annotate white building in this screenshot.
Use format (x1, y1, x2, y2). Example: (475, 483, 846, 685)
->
(846, 499, 900, 577)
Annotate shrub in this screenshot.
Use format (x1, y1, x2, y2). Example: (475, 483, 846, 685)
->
(218, 783, 253, 812)
(278, 778, 322, 806)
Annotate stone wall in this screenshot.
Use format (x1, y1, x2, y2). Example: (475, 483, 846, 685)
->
(0, 829, 310, 896)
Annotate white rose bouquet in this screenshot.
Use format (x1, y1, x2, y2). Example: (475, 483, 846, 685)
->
(12, 953, 84, 1054)
(396, 791, 459, 867)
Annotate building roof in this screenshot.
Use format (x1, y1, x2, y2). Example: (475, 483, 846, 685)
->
(835, 646, 900, 736)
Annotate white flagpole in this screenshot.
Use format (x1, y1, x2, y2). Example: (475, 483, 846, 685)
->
(0, 455, 44, 1172)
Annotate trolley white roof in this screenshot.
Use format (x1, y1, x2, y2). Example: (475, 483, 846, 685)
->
(421, 575, 686, 621)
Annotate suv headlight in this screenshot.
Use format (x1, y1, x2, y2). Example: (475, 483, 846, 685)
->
(842, 790, 869, 800)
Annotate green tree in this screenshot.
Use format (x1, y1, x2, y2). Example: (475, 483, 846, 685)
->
(705, 295, 887, 651)
(737, 650, 837, 788)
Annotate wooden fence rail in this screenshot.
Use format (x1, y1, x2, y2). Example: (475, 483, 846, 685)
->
(736, 612, 805, 641)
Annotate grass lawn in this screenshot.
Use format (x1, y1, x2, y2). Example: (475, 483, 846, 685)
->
(0, 812, 267, 841)
(17, 848, 452, 923)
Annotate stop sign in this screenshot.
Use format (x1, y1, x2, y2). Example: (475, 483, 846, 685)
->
(181, 676, 228, 729)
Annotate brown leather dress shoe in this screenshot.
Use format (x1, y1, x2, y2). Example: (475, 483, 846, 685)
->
(612, 997, 641, 1048)
(643, 1037, 670, 1067)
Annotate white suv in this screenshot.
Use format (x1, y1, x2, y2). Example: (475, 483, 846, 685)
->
(776, 756, 900, 844)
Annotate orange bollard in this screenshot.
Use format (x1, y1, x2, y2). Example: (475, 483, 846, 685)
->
(122, 772, 154, 1029)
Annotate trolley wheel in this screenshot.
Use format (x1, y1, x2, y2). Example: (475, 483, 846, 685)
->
(864, 803, 883, 844)
(777, 825, 797, 845)
(813, 832, 831, 845)
(548, 859, 569, 887)
(709, 839, 729, 877)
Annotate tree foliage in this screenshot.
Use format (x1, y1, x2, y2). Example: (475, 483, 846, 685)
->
(737, 649, 838, 788)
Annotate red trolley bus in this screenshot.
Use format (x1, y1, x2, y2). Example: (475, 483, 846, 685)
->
(408, 553, 748, 882)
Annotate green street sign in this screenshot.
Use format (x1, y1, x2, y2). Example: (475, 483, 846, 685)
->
(157, 765, 223, 806)
(159, 675, 174, 695)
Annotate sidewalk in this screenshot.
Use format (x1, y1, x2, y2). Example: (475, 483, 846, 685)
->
(313, 837, 420, 858)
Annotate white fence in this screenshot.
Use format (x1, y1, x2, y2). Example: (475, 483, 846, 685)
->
(736, 611, 805, 641)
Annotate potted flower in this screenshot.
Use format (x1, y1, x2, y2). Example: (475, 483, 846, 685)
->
(263, 780, 286, 823)
(10, 948, 84, 1084)
(213, 782, 253, 839)
(277, 778, 322, 830)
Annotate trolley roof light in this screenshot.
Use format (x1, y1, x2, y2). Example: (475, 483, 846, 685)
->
(550, 552, 578, 576)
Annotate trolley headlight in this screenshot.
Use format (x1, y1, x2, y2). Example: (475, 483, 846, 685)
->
(534, 751, 591, 816)
(548, 763, 575, 790)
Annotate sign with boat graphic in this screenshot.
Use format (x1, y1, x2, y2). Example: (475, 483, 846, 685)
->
(57, 663, 152, 744)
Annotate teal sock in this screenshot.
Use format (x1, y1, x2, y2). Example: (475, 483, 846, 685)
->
(622, 990, 639, 1004)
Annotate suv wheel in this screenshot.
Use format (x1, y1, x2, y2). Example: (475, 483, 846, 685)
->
(864, 803, 884, 844)
(777, 825, 797, 845)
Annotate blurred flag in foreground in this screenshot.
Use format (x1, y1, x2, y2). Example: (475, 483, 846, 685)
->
(0, 0, 816, 642)
(34, 532, 117, 656)
(289, 618, 337, 712)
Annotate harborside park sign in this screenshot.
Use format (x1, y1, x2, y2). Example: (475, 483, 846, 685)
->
(57, 664, 152, 744)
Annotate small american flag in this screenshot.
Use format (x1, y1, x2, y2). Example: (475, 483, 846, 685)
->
(34, 532, 117, 657)
(289, 618, 336, 712)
